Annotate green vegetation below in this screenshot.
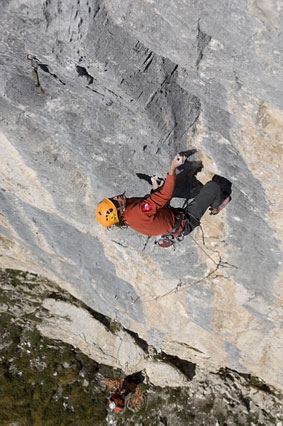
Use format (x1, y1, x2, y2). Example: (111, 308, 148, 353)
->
(1, 268, 283, 426)
(0, 316, 110, 426)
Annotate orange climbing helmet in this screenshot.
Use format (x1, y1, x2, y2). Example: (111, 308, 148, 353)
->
(96, 198, 120, 227)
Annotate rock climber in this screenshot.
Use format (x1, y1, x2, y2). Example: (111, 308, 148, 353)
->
(108, 371, 145, 412)
(96, 153, 232, 247)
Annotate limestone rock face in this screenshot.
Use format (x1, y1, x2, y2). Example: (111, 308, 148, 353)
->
(0, 0, 283, 390)
(2, 269, 282, 425)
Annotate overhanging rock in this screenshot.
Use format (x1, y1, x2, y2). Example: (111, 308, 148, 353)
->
(0, 0, 283, 391)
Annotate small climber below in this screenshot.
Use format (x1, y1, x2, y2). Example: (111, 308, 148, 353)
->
(96, 152, 232, 247)
(108, 371, 145, 412)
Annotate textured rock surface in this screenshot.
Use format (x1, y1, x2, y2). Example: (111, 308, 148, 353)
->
(1, 269, 283, 425)
(38, 297, 192, 388)
(1, 0, 283, 393)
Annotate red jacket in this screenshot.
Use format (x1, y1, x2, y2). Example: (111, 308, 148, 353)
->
(123, 174, 176, 236)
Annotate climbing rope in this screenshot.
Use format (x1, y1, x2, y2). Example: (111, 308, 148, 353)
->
(98, 218, 238, 386)
(119, 222, 237, 318)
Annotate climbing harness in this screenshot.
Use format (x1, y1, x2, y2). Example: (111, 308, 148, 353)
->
(153, 200, 196, 249)
(155, 212, 186, 248)
(141, 213, 186, 250)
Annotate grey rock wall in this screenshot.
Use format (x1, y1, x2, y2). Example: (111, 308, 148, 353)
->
(2, 269, 282, 425)
(1, 0, 283, 390)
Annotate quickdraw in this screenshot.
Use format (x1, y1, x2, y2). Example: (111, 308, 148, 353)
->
(27, 54, 45, 94)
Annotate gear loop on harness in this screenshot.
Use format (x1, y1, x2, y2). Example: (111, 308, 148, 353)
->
(154, 210, 188, 248)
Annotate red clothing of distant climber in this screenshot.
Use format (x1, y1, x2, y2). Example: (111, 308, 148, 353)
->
(122, 174, 176, 236)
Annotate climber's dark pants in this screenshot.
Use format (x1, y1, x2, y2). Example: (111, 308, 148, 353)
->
(183, 181, 222, 235)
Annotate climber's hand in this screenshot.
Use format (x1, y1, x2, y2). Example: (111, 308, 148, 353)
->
(151, 175, 164, 190)
(169, 154, 186, 175)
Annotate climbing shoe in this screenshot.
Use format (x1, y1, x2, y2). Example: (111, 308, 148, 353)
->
(209, 195, 231, 215)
